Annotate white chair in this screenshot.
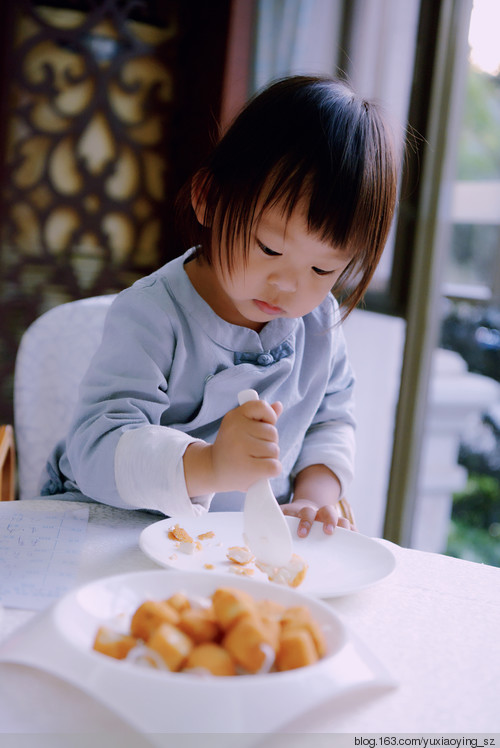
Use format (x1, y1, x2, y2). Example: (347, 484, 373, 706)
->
(3, 295, 116, 500)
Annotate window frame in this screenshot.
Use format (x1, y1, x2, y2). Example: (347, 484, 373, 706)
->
(382, 0, 474, 544)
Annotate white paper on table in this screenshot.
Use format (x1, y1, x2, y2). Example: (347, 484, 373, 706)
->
(0, 502, 89, 611)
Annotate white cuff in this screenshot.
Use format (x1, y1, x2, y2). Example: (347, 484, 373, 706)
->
(114, 425, 213, 516)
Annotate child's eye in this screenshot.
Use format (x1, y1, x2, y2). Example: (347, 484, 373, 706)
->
(257, 240, 281, 257)
(312, 266, 334, 276)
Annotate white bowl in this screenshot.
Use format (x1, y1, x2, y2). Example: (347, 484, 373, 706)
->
(0, 569, 393, 732)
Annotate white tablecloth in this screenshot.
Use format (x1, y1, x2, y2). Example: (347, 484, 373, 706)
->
(1, 500, 499, 738)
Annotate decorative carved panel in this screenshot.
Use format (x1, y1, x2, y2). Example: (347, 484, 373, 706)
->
(0, 1, 184, 426)
(3, 2, 179, 293)
(0, 0, 232, 430)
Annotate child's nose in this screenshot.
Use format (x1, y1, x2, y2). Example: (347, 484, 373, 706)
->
(269, 271, 297, 292)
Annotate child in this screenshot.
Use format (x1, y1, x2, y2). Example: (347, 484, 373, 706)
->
(41, 75, 399, 537)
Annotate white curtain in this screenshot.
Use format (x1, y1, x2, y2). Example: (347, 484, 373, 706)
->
(251, 0, 344, 92)
(344, 0, 420, 290)
(251, 0, 419, 288)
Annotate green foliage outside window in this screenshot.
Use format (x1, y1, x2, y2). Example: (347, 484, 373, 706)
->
(446, 474, 500, 566)
(457, 68, 500, 180)
(443, 62, 500, 567)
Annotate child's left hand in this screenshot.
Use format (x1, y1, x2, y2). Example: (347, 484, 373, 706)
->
(282, 464, 357, 537)
(283, 499, 355, 537)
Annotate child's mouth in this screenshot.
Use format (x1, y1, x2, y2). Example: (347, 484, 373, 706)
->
(253, 299, 284, 316)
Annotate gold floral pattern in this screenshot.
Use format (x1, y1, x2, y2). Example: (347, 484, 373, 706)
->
(0, 1, 181, 424)
(6, 4, 177, 275)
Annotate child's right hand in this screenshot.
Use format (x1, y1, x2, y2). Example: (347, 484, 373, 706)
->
(183, 399, 283, 497)
(210, 399, 283, 492)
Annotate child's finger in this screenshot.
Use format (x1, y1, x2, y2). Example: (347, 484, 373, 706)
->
(246, 432, 280, 459)
(239, 399, 279, 424)
(271, 401, 283, 418)
(283, 502, 317, 537)
(246, 420, 280, 446)
(337, 516, 351, 530)
(315, 504, 339, 534)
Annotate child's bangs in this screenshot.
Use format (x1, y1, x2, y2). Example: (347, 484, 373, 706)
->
(216, 156, 385, 294)
(216, 161, 358, 268)
(235, 155, 382, 270)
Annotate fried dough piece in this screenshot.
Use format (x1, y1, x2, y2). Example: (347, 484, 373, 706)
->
(211, 587, 256, 630)
(178, 607, 220, 644)
(148, 622, 193, 671)
(130, 600, 180, 641)
(281, 605, 327, 657)
(165, 592, 191, 613)
(168, 524, 194, 543)
(184, 643, 236, 676)
(223, 615, 276, 673)
(276, 628, 319, 671)
(93, 626, 137, 660)
(226, 546, 254, 565)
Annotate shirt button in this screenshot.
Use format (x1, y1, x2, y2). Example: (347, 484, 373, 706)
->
(257, 353, 274, 366)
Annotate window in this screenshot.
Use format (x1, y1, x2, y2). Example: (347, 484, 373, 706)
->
(437, 0, 500, 565)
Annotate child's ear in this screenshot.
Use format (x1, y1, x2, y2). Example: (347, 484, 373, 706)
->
(191, 169, 211, 227)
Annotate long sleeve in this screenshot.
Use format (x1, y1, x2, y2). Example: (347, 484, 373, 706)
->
(65, 283, 203, 511)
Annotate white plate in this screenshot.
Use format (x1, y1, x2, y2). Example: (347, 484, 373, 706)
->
(0, 569, 395, 734)
(139, 513, 395, 597)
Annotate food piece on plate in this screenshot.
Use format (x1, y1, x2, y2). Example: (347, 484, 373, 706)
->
(93, 626, 138, 659)
(130, 600, 180, 641)
(229, 565, 254, 576)
(226, 546, 254, 565)
(165, 592, 191, 613)
(178, 539, 202, 554)
(148, 622, 193, 671)
(167, 524, 194, 543)
(167, 524, 202, 553)
(211, 587, 256, 630)
(178, 607, 220, 644)
(204, 563, 215, 570)
(184, 642, 236, 676)
(276, 628, 319, 671)
(280, 605, 327, 657)
(285, 553, 308, 587)
(197, 531, 215, 540)
(256, 553, 308, 588)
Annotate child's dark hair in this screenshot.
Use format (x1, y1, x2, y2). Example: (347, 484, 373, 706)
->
(176, 75, 399, 317)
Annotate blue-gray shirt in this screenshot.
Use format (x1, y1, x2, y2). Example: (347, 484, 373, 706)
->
(42, 249, 356, 515)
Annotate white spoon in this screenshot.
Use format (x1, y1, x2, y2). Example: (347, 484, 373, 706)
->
(237, 389, 293, 567)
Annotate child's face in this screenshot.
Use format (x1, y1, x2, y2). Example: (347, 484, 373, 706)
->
(209, 204, 352, 331)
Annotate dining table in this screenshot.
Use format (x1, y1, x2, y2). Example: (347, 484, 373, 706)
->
(0, 498, 499, 745)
